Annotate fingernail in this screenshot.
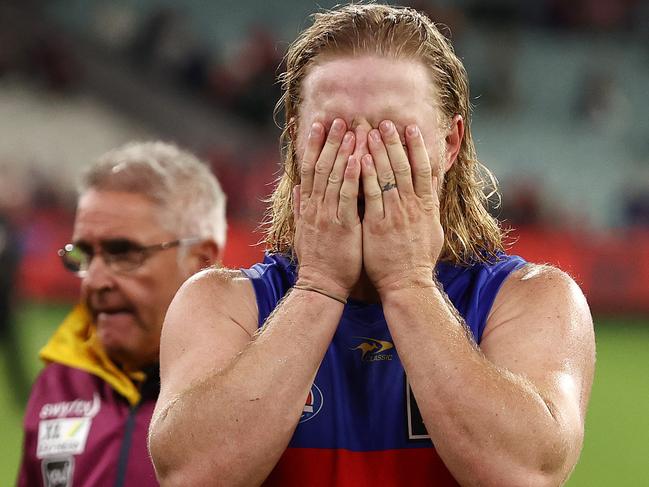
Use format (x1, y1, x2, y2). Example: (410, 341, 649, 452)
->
(332, 119, 344, 134)
(309, 123, 321, 138)
(379, 120, 394, 134)
(369, 129, 381, 142)
(406, 125, 418, 137)
(343, 132, 354, 145)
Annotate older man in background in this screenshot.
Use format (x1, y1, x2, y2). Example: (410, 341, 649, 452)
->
(18, 141, 226, 487)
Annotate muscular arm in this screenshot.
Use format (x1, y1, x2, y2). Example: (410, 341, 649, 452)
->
(361, 120, 594, 486)
(149, 269, 344, 486)
(381, 265, 594, 487)
(149, 119, 362, 486)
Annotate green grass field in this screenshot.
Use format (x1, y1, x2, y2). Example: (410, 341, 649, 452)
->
(2, 302, 648, 485)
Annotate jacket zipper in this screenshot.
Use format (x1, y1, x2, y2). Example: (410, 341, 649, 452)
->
(113, 403, 140, 487)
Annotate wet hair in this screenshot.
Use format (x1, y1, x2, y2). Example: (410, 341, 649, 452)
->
(80, 141, 227, 249)
(264, 3, 503, 264)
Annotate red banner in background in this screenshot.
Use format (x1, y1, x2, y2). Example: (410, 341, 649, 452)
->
(17, 217, 265, 303)
(16, 215, 649, 315)
(221, 222, 266, 270)
(510, 228, 649, 315)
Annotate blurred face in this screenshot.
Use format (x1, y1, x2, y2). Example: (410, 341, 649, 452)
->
(73, 189, 193, 370)
(296, 55, 450, 177)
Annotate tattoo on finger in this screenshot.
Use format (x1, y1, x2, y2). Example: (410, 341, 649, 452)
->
(381, 181, 397, 193)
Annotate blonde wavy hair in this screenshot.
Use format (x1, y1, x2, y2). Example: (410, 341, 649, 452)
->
(264, 3, 504, 265)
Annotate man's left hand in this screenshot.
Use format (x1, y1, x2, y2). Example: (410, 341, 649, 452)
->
(360, 120, 443, 297)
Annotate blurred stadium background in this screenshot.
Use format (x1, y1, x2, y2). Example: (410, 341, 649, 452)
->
(0, 0, 647, 484)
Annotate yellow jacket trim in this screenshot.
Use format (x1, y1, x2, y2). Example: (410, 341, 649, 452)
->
(39, 304, 142, 406)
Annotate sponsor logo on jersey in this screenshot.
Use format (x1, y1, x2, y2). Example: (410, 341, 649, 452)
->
(40, 393, 100, 419)
(37, 417, 93, 458)
(37, 393, 99, 459)
(351, 336, 394, 362)
(299, 383, 323, 423)
(41, 456, 74, 487)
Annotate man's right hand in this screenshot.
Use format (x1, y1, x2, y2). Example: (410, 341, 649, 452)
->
(293, 118, 362, 300)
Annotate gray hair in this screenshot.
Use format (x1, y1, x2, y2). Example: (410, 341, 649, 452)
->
(79, 141, 227, 249)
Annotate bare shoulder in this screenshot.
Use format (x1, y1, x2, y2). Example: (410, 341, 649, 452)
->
(180, 265, 256, 301)
(157, 266, 258, 406)
(174, 266, 258, 327)
(487, 263, 591, 328)
(481, 262, 595, 413)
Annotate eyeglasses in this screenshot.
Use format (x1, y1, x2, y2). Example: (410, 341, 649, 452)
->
(58, 237, 201, 277)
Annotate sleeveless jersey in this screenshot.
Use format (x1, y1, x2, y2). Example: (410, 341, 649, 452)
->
(242, 253, 527, 486)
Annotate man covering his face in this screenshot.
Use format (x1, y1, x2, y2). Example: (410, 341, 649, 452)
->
(149, 5, 595, 487)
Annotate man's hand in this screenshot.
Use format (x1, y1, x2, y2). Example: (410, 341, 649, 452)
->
(294, 118, 363, 299)
(360, 120, 444, 296)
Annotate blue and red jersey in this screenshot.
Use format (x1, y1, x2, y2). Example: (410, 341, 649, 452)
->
(242, 253, 527, 486)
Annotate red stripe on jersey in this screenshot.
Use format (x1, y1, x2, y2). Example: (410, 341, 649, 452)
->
(263, 447, 460, 486)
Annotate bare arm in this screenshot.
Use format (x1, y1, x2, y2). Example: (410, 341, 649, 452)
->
(149, 118, 363, 486)
(381, 265, 594, 487)
(361, 120, 595, 486)
(149, 269, 344, 486)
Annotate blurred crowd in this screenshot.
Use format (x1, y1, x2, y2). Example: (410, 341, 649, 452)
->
(0, 0, 648, 306)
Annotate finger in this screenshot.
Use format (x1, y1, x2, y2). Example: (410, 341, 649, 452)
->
(379, 120, 414, 196)
(367, 128, 397, 195)
(311, 118, 347, 199)
(300, 122, 325, 210)
(405, 124, 434, 199)
(431, 175, 441, 216)
(432, 175, 440, 199)
(293, 184, 301, 221)
(361, 154, 384, 219)
(338, 155, 361, 225)
(324, 131, 355, 204)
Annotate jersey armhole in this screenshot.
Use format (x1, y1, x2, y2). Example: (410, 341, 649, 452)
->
(476, 256, 528, 342)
